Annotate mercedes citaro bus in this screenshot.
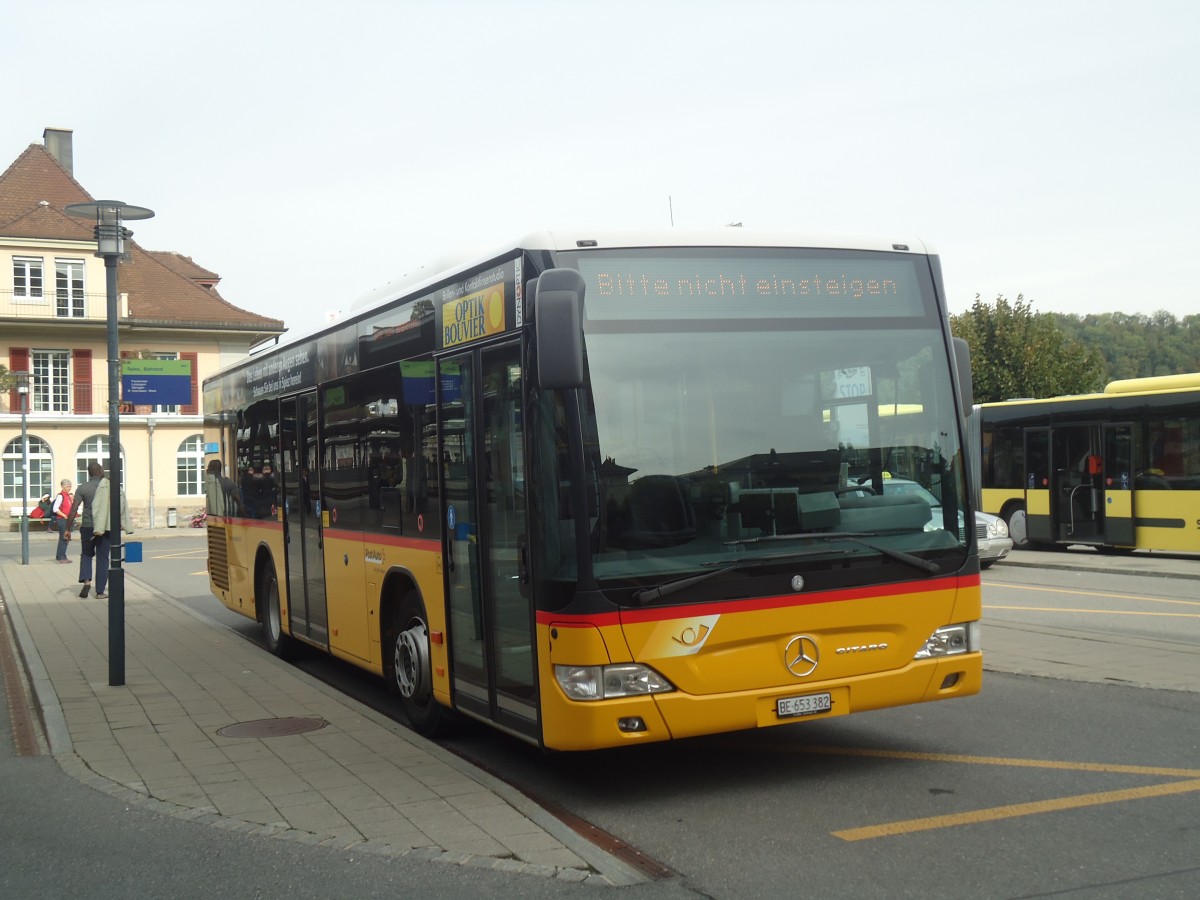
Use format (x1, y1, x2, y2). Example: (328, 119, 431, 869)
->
(202, 229, 982, 751)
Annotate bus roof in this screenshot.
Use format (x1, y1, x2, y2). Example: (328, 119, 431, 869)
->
(982, 372, 1200, 410)
(346, 228, 935, 316)
(1104, 372, 1200, 394)
(208, 228, 937, 391)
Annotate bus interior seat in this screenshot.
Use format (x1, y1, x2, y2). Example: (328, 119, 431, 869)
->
(614, 475, 697, 548)
(1135, 472, 1172, 490)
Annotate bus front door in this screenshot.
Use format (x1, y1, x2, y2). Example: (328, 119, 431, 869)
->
(280, 392, 329, 648)
(1102, 422, 1135, 546)
(1024, 427, 1053, 544)
(438, 343, 537, 741)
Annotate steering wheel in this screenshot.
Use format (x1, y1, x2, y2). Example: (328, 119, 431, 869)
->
(836, 483, 877, 496)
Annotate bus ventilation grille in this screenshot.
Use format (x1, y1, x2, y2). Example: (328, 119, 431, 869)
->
(207, 524, 230, 591)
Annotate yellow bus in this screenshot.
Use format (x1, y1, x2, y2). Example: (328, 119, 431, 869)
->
(976, 373, 1200, 553)
(202, 229, 982, 751)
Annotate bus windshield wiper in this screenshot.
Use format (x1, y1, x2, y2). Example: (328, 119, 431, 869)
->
(628, 549, 855, 605)
(726, 532, 942, 575)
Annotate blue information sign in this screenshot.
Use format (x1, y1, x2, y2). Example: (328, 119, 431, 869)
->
(122, 359, 192, 405)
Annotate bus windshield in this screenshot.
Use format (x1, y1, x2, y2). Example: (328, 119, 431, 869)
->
(540, 247, 970, 590)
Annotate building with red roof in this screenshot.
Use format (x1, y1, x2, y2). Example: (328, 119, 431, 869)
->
(2, 128, 284, 529)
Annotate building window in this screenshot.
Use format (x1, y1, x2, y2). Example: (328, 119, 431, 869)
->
(76, 435, 125, 489)
(3, 436, 53, 502)
(56, 259, 85, 318)
(177, 434, 205, 496)
(13, 257, 44, 300)
(31, 350, 71, 412)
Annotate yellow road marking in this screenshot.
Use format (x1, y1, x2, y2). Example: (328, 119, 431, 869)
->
(729, 744, 1200, 841)
(833, 779, 1200, 841)
(985, 605, 1200, 619)
(792, 745, 1200, 778)
(996, 583, 1200, 608)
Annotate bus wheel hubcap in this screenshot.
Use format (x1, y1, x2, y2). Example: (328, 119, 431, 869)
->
(268, 586, 280, 640)
(395, 622, 429, 700)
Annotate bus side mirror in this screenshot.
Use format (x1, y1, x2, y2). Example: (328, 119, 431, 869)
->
(535, 268, 586, 389)
(953, 337, 974, 418)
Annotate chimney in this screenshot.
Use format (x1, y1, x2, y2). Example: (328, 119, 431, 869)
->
(43, 127, 74, 175)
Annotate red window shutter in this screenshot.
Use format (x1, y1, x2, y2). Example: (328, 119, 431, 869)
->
(9, 347, 29, 410)
(73, 349, 93, 414)
(181, 351, 199, 414)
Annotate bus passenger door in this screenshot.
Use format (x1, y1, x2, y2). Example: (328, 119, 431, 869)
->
(1102, 422, 1135, 546)
(439, 343, 537, 741)
(280, 392, 329, 647)
(1024, 427, 1053, 543)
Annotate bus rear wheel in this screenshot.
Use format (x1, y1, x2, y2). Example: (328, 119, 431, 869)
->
(1004, 504, 1031, 549)
(386, 591, 443, 735)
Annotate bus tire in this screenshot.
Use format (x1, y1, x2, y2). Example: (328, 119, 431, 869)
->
(386, 590, 444, 735)
(260, 568, 294, 659)
(1004, 503, 1031, 549)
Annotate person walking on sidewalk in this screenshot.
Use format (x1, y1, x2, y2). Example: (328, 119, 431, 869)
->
(64, 463, 104, 598)
(87, 472, 133, 599)
(52, 478, 73, 563)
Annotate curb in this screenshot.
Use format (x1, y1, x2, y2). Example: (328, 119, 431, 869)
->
(0, 562, 647, 887)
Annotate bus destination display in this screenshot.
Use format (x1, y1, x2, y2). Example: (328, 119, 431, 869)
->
(575, 254, 926, 320)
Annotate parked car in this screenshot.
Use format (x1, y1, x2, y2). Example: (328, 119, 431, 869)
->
(843, 476, 1012, 568)
(974, 509, 1012, 569)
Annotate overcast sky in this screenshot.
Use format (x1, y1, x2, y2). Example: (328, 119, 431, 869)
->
(6, 1, 1198, 338)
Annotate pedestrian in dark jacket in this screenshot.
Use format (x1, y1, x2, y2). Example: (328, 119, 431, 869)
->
(65, 463, 104, 597)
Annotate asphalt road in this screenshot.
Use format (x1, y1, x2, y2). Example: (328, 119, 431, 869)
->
(6, 532, 1198, 898)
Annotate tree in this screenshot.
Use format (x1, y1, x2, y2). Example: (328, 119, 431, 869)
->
(1053, 310, 1200, 379)
(950, 294, 1106, 402)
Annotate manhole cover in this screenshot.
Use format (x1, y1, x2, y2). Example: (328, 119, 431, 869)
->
(217, 716, 329, 738)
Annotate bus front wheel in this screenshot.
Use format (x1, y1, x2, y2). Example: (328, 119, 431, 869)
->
(387, 591, 443, 735)
(260, 568, 294, 659)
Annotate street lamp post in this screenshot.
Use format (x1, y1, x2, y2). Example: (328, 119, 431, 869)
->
(15, 372, 30, 566)
(65, 200, 155, 688)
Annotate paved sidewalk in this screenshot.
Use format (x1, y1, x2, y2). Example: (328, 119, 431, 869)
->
(0, 550, 642, 887)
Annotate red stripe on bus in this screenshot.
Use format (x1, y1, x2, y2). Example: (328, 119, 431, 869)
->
(536, 574, 978, 628)
(322, 528, 439, 551)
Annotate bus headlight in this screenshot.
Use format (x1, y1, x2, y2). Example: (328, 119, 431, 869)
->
(914, 622, 981, 659)
(554, 664, 675, 701)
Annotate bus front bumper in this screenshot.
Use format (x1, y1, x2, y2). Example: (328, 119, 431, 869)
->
(539, 653, 982, 751)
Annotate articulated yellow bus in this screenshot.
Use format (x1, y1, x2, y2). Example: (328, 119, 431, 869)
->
(976, 373, 1200, 553)
(202, 229, 982, 751)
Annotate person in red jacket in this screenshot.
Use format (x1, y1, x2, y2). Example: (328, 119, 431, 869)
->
(52, 478, 74, 562)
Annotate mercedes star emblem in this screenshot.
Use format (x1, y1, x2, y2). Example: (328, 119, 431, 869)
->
(784, 635, 819, 677)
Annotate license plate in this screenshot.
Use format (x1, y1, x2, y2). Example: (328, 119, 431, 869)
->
(777, 692, 832, 718)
